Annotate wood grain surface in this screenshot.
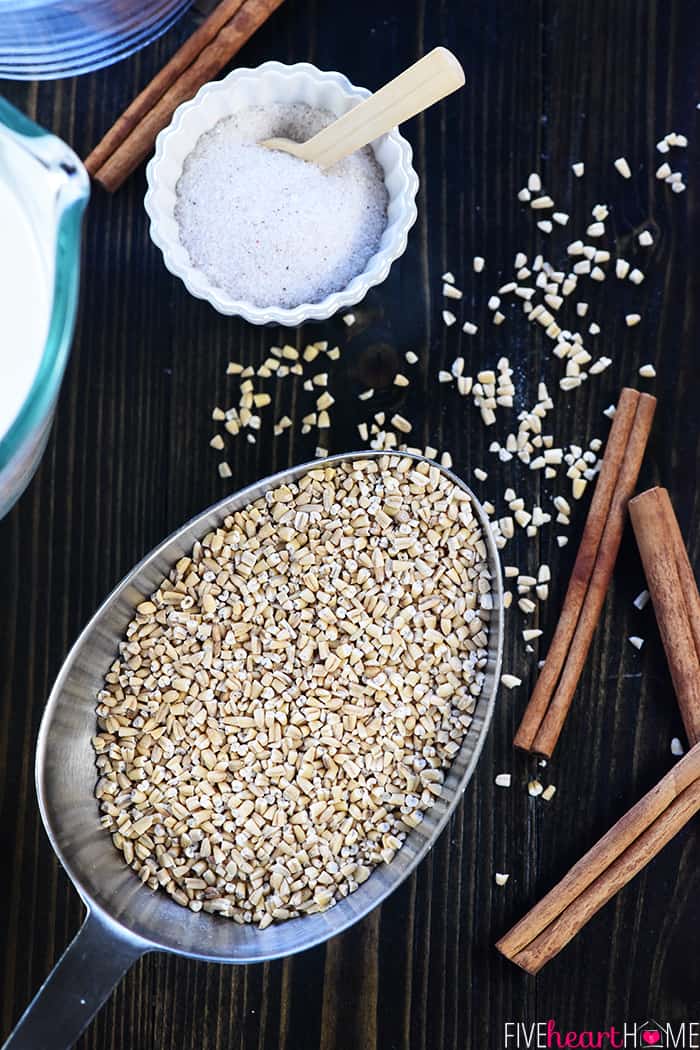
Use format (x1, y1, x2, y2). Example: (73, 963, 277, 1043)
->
(2, 0, 700, 1046)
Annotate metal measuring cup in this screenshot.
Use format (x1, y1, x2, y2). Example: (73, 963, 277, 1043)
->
(4, 451, 504, 1049)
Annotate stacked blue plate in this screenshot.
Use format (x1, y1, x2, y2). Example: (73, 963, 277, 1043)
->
(0, 0, 192, 80)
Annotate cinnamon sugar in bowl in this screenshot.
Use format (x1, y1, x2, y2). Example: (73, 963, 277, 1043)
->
(145, 61, 419, 326)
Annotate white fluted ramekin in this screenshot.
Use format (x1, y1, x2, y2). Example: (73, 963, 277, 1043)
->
(145, 61, 419, 326)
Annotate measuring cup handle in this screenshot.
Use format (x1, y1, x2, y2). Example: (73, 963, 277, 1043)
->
(2, 909, 146, 1050)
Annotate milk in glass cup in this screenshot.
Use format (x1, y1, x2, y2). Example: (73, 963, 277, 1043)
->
(0, 98, 89, 517)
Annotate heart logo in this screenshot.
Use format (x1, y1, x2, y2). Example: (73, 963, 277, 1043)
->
(642, 1032, 661, 1046)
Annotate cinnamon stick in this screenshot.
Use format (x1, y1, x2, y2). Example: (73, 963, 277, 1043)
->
(531, 393, 656, 756)
(496, 741, 700, 973)
(630, 487, 700, 745)
(513, 388, 640, 751)
(514, 390, 657, 757)
(85, 0, 247, 177)
(661, 486, 700, 658)
(91, 0, 286, 192)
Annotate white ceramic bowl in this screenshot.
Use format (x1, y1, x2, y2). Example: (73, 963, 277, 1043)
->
(145, 61, 420, 326)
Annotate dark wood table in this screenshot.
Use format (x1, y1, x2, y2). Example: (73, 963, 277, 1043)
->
(2, 1, 700, 1046)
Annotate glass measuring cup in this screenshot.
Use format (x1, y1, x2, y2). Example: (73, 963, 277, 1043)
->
(0, 98, 89, 519)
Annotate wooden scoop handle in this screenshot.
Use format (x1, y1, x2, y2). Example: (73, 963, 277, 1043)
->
(299, 47, 465, 168)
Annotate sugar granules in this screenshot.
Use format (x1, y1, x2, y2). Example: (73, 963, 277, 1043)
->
(174, 103, 389, 309)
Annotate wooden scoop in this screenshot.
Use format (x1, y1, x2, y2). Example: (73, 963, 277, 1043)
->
(261, 47, 465, 169)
